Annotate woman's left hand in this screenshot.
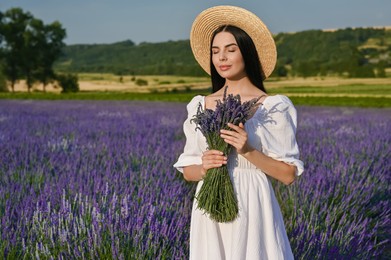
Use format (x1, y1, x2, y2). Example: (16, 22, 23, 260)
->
(220, 123, 254, 155)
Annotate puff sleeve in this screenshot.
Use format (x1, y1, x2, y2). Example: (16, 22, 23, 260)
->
(259, 95, 304, 176)
(173, 95, 205, 173)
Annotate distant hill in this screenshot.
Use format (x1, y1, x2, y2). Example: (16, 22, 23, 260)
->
(55, 40, 205, 76)
(55, 27, 391, 78)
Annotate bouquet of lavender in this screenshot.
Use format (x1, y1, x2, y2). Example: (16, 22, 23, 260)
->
(191, 87, 261, 222)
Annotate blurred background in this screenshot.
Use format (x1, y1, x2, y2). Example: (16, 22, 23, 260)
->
(0, 0, 390, 95)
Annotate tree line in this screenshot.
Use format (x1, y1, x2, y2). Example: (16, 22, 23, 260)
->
(0, 8, 78, 93)
(56, 40, 206, 76)
(274, 28, 389, 78)
(56, 27, 390, 78)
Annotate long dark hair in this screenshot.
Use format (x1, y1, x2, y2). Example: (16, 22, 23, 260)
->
(210, 25, 267, 93)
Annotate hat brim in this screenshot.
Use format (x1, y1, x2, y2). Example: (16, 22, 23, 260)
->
(190, 5, 277, 79)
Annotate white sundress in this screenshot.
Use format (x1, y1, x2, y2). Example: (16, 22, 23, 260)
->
(174, 94, 304, 260)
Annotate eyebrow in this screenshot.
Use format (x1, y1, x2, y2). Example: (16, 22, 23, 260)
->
(211, 43, 238, 49)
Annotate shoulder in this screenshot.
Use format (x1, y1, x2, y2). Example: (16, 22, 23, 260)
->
(263, 94, 295, 112)
(186, 95, 204, 113)
(262, 95, 298, 124)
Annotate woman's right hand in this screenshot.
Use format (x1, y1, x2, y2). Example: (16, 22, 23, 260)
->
(201, 150, 227, 177)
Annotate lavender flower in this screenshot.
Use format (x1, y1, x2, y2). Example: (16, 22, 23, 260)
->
(191, 87, 261, 222)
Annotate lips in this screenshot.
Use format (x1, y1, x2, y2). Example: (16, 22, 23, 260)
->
(219, 65, 231, 71)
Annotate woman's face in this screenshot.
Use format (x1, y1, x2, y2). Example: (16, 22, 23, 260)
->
(211, 31, 246, 80)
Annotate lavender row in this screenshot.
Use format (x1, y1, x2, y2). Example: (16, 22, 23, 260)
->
(276, 106, 391, 259)
(0, 100, 192, 259)
(0, 100, 390, 259)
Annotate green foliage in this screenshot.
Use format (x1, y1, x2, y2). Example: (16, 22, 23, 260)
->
(0, 66, 7, 92)
(159, 81, 171, 85)
(0, 8, 29, 91)
(184, 85, 192, 92)
(33, 20, 66, 91)
(274, 28, 390, 77)
(289, 96, 390, 108)
(55, 40, 207, 76)
(271, 64, 288, 77)
(54, 28, 390, 78)
(0, 85, 390, 108)
(274, 84, 391, 95)
(135, 78, 148, 86)
(56, 73, 79, 93)
(0, 8, 66, 92)
(375, 61, 387, 78)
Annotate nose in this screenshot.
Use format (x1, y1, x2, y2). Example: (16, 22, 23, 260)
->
(219, 52, 227, 61)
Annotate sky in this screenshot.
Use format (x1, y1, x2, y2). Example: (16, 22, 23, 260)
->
(1, 0, 391, 45)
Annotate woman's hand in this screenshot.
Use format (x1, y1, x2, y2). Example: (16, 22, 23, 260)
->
(220, 123, 254, 155)
(201, 150, 227, 177)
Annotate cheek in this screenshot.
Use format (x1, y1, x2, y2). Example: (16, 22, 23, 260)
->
(233, 54, 244, 64)
(211, 54, 219, 66)
(235, 56, 245, 69)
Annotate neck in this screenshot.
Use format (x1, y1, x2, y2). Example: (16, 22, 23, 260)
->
(224, 76, 256, 94)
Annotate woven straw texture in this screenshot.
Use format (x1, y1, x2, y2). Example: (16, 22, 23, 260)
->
(190, 5, 277, 79)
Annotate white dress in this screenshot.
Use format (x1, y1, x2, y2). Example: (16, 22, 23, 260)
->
(174, 95, 304, 260)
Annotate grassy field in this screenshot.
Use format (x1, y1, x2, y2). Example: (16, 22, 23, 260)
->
(2, 74, 391, 107)
(1, 90, 390, 108)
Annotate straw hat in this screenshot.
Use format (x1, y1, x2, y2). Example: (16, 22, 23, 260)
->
(190, 5, 277, 79)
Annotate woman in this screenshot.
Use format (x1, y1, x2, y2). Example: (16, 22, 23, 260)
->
(174, 6, 304, 260)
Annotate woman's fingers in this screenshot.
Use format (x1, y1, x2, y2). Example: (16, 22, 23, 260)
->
(220, 128, 247, 145)
(202, 150, 227, 165)
(202, 150, 227, 171)
(220, 123, 250, 154)
(203, 150, 224, 156)
(228, 122, 246, 133)
(220, 123, 246, 137)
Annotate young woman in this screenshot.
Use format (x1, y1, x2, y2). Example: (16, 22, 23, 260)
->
(174, 6, 304, 260)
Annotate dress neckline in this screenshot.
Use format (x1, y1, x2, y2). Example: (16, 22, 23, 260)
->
(200, 95, 271, 122)
(201, 94, 270, 109)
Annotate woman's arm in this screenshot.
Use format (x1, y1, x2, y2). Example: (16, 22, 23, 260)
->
(220, 123, 296, 185)
(242, 149, 296, 185)
(183, 165, 205, 182)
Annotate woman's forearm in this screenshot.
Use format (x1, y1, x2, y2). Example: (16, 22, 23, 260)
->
(183, 165, 205, 182)
(242, 149, 296, 185)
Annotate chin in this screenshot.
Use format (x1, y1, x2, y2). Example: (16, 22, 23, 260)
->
(218, 71, 236, 79)
(223, 74, 246, 82)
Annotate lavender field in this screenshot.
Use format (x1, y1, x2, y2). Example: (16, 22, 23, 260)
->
(0, 100, 390, 259)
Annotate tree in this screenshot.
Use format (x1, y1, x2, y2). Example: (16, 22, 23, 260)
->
(0, 8, 33, 92)
(0, 63, 7, 92)
(20, 17, 42, 92)
(56, 73, 79, 93)
(0, 8, 66, 92)
(271, 64, 288, 78)
(33, 21, 66, 92)
(0, 11, 4, 46)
